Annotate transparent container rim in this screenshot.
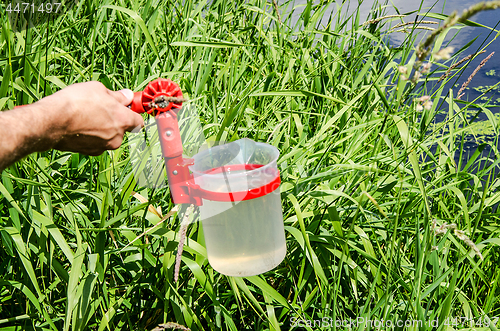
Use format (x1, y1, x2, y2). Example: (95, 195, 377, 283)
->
(189, 141, 280, 179)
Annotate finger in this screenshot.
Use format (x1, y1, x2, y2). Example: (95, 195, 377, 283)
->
(110, 88, 135, 106)
(88, 150, 105, 156)
(123, 110, 145, 132)
(107, 136, 124, 150)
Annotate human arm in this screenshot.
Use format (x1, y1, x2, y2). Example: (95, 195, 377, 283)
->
(0, 81, 144, 172)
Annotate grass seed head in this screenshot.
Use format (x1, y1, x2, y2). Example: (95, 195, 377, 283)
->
(434, 47, 455, 60)
(151, 322, 191, 331)
(398, 66, 408, 75)
(421, 62, 432, 73)
(432, 220, 483, 260)
(423, 100, 433, 110)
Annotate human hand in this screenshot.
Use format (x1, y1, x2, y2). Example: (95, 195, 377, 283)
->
(39, 81, 144, 156)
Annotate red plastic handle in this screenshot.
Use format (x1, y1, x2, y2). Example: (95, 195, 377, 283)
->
(130, 78, 197, 205)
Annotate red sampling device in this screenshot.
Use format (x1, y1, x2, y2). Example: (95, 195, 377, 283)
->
(129, 78, 280, 206)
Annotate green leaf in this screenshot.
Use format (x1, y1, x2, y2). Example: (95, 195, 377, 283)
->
(288, 194, 328, 285)
(246, 276, 291, 308)
(101, 5, 159, 56)
(0, 64, 11, 98)
(32, 210, 74, 264)
(171, 40, 250, 48)
(5, 227, 42, 297)
(250, 90, 345, 104)
(426, 12, 499, 30)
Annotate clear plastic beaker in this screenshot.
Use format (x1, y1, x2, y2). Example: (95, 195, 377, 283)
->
(190, 138, 286, 276)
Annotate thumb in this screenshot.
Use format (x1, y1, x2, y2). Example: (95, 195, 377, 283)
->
(111, 88, 135, 106)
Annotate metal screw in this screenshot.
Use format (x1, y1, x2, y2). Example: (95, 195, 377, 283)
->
(166, 130, 172, 137)
(173, 170, 178, 175)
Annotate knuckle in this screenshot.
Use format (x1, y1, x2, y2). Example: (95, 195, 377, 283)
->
(91, 81, 105, 88)
(80, 81, 105, 90)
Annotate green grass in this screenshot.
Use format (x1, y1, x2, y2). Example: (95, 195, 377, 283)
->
(1, 0, 500, 330)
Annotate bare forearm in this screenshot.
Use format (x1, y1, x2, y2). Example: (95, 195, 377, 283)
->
(0, 100, 64, 172)
(0, 82, 143, 172)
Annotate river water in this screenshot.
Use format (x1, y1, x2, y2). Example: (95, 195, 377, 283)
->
(288, 0, 500, 100)
(287, 0, 500, 167)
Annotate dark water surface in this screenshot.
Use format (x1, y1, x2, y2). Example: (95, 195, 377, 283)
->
(289, 0, 500, 95)
(288, 0, 500, 168)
